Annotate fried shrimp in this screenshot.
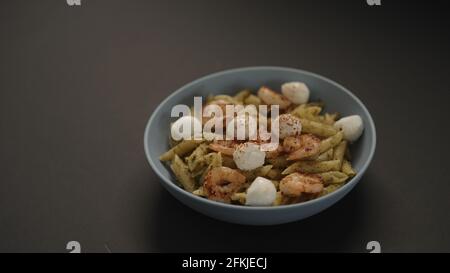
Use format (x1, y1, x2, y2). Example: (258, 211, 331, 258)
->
(279, 172, 323, 197)
(203, 166, 246, 203)
(251, 132, 284, 159)
(206, 99, 232, 114)
(209, 140, 238, 156)
(283, 136, 302, 153)
(285, 134, 321, 160)
(257, 86, 291, 110)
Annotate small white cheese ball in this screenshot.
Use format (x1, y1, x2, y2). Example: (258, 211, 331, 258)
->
(170, 116, 202, 141)
(245, 177, 277, 206)
(233, 143, 265, 171)
(281, 82, 310, 104)
(334, 115, 364, 142)
(277, 114, 302, 139)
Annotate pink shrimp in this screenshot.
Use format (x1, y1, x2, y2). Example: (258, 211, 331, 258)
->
(279, 172, 323, 197)
(285, 134, 321, 160)
(257, 86, 291, 110)
(208, 140, 238, 156)
(203, 167, 246, 203)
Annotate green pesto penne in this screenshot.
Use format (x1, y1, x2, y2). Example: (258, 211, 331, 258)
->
(333, 140, 347, 162)
(267, 156, 289, 169)
(342, 160, 356, 177)
(160, 140, 203, 161)
(300, 118, 338, 137)
(244, 94, 262, 106)
(324, 112, 339, 125)
(234, 89, 251, 103)
(291, 104, 323, 122)
(186, 143, 209, 174)
(204, 152, 223, 167)
(221, 155, 237, 169)
(282, 160, 341, 175)
(319, 184, 343, 197)
(242, 165, 273, 182)
(192, 186, 206, 197)
(170, 155, 196, 192)
(231, 192, 247, 205)
(319, 131, 344, 154)
(266, 168, 283, 180)
(319, 171, 349, 184)
(211, 94, 239, 104)
(272, 192, 283, 206)
(315, 148, 334, 162)
(199, 152, 223, 185)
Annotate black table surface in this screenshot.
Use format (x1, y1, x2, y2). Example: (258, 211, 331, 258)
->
(1, 0, 449, 253)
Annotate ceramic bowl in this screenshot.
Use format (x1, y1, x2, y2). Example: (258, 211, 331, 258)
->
(144, 67, 376, 225)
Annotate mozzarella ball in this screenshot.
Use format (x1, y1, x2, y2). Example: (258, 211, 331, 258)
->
(334, 115, 364, 142)
(170, 116, 202, 141)
(233, 143, 265, 171)
(277, 114, 302, 139)
(245, 177, 277, 206)
(281, 82, 310, 104)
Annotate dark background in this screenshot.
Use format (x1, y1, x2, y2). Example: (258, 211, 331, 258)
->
(1, 0, 449, 252)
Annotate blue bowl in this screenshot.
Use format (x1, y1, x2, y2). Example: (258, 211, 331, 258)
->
(144, 67, 376, 225)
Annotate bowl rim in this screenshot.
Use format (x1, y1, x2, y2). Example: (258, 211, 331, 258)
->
(144, 66, 376, 211)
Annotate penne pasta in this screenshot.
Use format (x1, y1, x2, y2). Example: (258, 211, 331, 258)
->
(267, 156, 289, 169)
(186, 143, 209, 174)
(341, 160, 356, 177)
(267, 168, 283, 180)
(324, 112, 339, 125)
(221, 155, 237, 169)
(333, 141, 347, 162)
(231, 192, 247, 204)
(170, 155, 196, 192)
(211, 94, 240, 105)
(244, 94, 262, 106)
(300, 118, 338, 137)
(160, 140, 203, 161)
(193, 186, 206, 197)
(282, 160, 341, 175)
(243, 165, 273, 182)
(315, 148, 334, 162)
(319, 184, 343, 197)
(291, 104, 323, 123)
(272, 192, 283, 206)
(319, 171, 349, 184)
(319, 131, 344, 154)
(234, 89, 251, 103)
